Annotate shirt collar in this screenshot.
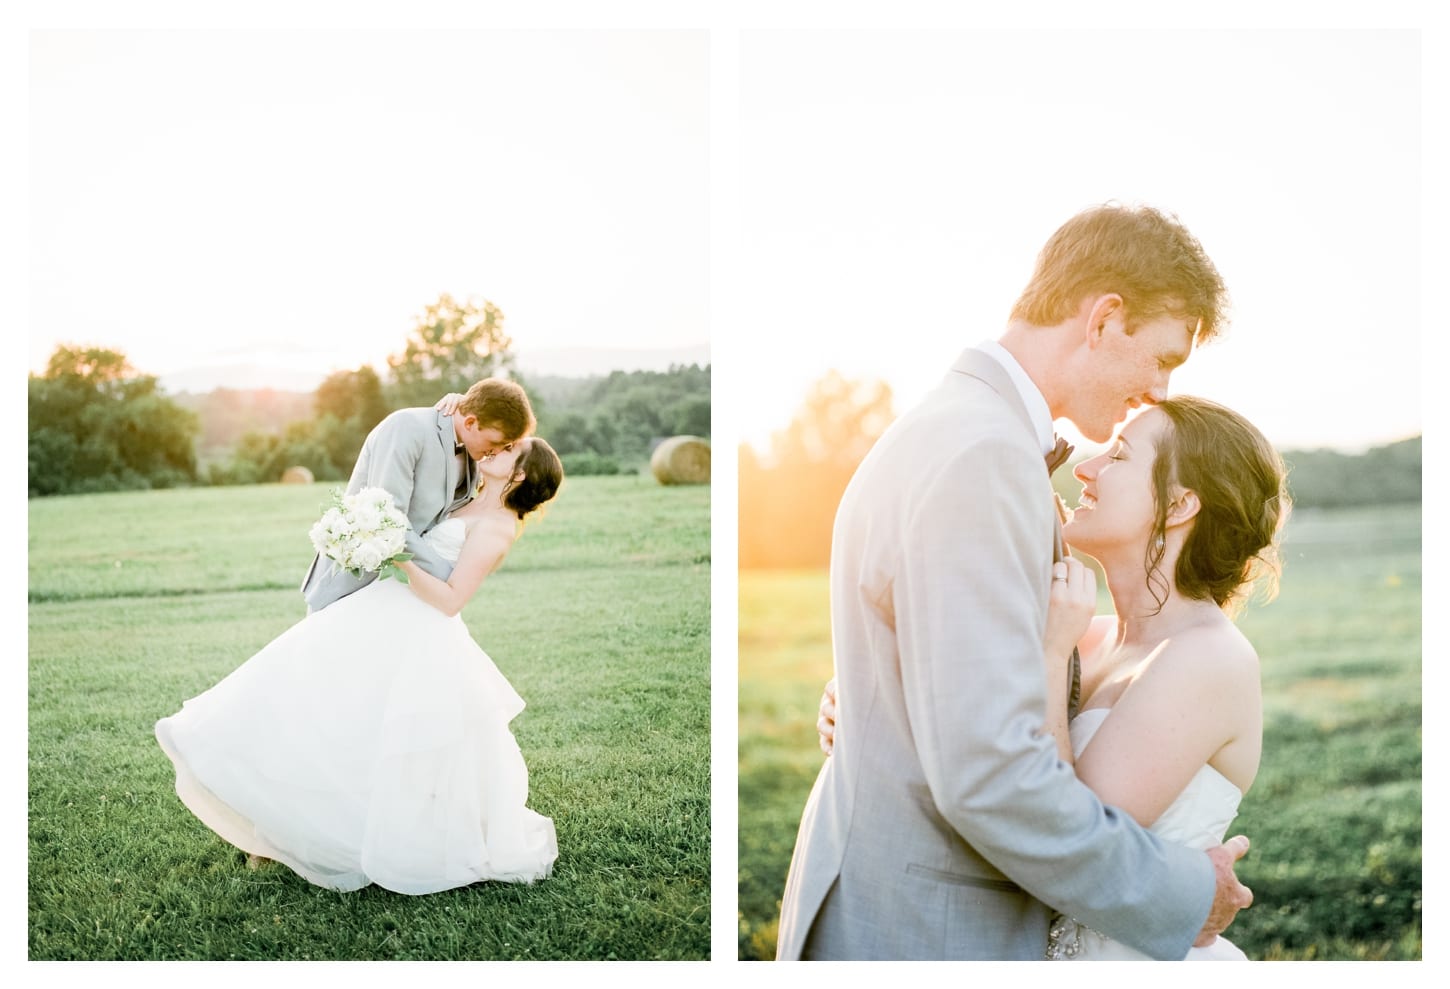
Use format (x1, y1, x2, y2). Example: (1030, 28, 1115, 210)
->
(976, 340, 1055, 456)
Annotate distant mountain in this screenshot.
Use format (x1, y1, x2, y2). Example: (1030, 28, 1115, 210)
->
(516, 343, 710, 379)
(160, 364, 331, 396)
(157, 343, 710, 396)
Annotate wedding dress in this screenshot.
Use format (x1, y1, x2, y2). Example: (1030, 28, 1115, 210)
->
(1046, 707, 1248, 961)
(155, 517, 557, 894)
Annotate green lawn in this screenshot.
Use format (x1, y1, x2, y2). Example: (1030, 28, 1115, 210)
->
(738, 503, 1422, 961)
(29, 475, 710, 960)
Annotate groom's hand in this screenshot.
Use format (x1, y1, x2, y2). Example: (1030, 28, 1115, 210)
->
(1194, 834, 1253, 947)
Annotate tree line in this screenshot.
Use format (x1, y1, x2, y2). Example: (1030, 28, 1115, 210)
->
(739, 373, 1422, 570)
(29, 293, 710, 497)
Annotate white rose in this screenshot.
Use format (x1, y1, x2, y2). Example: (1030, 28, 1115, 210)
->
(354, 487, 395, 512)
(353, 540, 385, 572)
(352, 505, 382, 533)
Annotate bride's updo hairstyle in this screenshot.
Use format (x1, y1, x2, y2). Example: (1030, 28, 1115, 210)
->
(1145, 397, 1290, 616)
(503, 438, 563, 521)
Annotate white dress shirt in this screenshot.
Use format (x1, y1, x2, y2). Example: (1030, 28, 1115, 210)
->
(976, 339, 1055, 456)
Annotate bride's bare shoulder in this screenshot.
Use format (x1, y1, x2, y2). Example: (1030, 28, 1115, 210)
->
(461, 511, 518, 554)
(1152, 615, 1260, 693)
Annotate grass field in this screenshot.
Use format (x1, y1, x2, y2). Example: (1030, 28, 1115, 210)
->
(738, 502, 1422, 961)
(29, 475, 710, 960)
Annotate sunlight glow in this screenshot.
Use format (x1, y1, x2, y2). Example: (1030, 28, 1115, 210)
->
(737, 29, 1421, 454)
(29, 30, 709, 388)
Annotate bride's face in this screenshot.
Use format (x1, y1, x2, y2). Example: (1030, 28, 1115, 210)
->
(478, 437, 531, 481)
(1061, 408, 1167, 557)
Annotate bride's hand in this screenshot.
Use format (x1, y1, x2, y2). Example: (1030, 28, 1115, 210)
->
(435, 393, 466, 415)
(816, 678, 838, 756)
(1044, 557, 1095, 663)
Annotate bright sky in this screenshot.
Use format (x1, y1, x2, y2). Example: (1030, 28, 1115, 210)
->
(28, 29, 708, 382)
(738, 29, 1423, 454)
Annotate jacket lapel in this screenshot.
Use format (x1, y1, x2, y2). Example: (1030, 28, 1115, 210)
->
(436, 411, 458, 508)
(949, 347, 1039, 443)
(953, 348, 1082, 719)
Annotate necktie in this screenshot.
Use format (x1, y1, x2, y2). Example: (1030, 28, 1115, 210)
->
(1045, 434, 1073, 475)
(454, 445, 469, 500)
(1045, 434, 1082, 721)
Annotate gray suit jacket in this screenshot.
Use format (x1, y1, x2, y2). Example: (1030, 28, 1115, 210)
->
(775, 347, 1214, 960)
(300, 408, 478, 612)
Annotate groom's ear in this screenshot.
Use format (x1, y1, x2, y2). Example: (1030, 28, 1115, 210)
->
(1084, 291, 1125, 348)
(1083, 294, 1124, 349)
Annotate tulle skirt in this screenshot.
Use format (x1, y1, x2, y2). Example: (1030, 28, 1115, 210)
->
(155, 577, 557, 894)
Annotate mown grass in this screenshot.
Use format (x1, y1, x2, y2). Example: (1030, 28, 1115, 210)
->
(737, 503, 1421, 961)
(29, 475, 710, 960)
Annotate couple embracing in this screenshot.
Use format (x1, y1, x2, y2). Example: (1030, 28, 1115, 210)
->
(779, 204, 1289, 961)
(156, 378, 565, 895)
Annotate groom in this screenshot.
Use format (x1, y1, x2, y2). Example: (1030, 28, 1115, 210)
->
(776, 204, 1252, 960)
(300, 377, 535, 613)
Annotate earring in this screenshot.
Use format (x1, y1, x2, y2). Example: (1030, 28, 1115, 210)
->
(1153, 534, 1165, 552)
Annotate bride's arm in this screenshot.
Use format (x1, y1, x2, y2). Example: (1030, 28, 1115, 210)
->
(816, 679, 837, 755)
(397, 524, 512, 617)
(1041, 558, 1097, 762)
(1074, 627, 1260, 827)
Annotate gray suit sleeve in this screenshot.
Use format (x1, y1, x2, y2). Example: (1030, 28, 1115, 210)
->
(895, 437, 1214, 959)
(353, 414, 455, 581)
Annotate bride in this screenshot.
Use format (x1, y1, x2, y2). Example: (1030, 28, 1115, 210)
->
(817, 396, 1288, 960)
(155, 436, 564, 895)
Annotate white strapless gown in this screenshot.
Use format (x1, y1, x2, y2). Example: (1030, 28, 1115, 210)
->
(155, 518, 557, 894)
(1049, 707, 1248, 961)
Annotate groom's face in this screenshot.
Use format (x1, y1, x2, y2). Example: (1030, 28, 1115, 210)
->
(459, 418, 517, 461)
(1072, 313, 1196, 443)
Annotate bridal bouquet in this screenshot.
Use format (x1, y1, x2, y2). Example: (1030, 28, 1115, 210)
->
(309, 486, 414, 582)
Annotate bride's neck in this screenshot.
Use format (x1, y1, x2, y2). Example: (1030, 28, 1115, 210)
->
(468, 480, 511, 515)
(1100, 553, 1215, 648)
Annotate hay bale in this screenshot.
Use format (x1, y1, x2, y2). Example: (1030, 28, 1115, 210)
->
(650, 436, 710, 485)
(280, 465, 315, 485)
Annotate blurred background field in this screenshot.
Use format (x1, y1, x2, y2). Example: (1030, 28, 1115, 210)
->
(737, 501, 1421, 961)
(29, 476, 710, 960)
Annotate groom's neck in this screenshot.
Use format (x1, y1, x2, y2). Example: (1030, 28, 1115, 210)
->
(998, 319, 1073, 417)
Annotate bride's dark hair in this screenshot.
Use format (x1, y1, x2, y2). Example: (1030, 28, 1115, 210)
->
(1143, 397, 1290, 617)
(503, 438, 563, 521)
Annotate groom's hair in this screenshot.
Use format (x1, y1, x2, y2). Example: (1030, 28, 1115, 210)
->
(459, 377, 536, 441)
(1009, 203, 1229, 344)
